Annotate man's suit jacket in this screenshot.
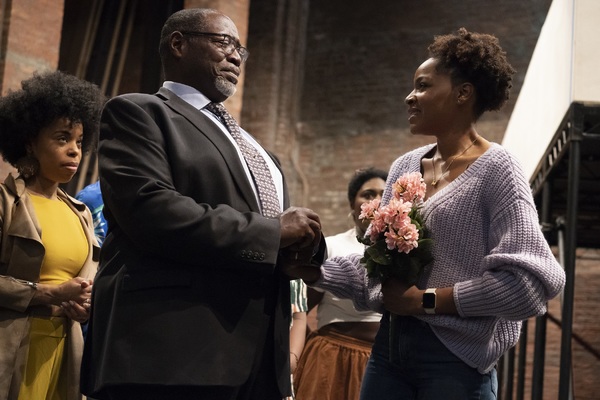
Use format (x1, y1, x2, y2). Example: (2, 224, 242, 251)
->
(81, 88, 292, 397)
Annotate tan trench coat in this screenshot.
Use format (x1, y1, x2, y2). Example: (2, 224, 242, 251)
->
(0, 174, 99, 400)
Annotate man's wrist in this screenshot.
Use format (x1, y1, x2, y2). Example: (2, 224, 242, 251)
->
(303, 267, 321, 285)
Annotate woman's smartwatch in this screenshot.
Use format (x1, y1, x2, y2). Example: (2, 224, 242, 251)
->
(422, 288, 437, 314)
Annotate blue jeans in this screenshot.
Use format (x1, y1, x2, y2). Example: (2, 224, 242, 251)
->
(360, 314, 497, 400)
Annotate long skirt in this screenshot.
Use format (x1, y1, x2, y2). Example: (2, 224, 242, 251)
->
(18, 317, 67, 400)
(294, 328, 372, 400)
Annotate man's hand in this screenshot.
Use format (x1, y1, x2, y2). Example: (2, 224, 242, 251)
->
(280, 247, 322, 283)
(279, 207, 321, 250)
(278, 207, 324, 283)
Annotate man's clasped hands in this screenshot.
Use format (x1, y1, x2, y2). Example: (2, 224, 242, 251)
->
(278, 206, 324, 283)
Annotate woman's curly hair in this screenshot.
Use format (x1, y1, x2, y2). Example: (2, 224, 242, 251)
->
(428, 27, 516, 119)
(0, 70, 105, 166)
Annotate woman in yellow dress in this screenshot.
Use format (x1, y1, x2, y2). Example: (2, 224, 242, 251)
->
(0, 71, 104, 400)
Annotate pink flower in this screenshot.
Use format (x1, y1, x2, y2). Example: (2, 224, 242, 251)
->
(369, 216, 387, 241)
(394, 224, 420, 253)
(364, 189, 418, 252)
(359, 198, 380, 221)
(392, 172, 426, 203)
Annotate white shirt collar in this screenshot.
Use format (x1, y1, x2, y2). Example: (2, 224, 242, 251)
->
(163, 81, 211, 110)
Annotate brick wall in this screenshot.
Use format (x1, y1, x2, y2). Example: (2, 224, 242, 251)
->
(0, 0, 64, 180)
(1, 0, 63, 93)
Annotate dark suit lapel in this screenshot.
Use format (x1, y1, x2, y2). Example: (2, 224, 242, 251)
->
(156, 88, 261, 213)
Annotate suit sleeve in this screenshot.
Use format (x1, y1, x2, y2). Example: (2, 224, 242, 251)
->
(98, 95, 281, 270)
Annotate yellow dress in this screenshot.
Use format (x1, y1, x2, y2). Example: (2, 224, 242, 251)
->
(18, 193, 88, 400)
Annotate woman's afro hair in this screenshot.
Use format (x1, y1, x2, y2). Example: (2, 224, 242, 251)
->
(428, 27, 516, 118)
(0, 70, 105, 166)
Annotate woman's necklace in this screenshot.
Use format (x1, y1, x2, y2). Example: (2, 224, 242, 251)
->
(430, 135, 479, 187)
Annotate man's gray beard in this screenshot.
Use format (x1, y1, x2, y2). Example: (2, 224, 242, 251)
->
(215, 76, 236, 98)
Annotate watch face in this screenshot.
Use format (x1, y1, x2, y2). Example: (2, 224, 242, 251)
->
(423, 292, 436, 309)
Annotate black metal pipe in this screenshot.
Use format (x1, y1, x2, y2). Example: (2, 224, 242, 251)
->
(558, 104, 582, 400)
(498, 354, 505, 400)
(532, 182, 552, 400)
(506, 347, 515, 400)
(516, 320, 527, 400)
(532, 315, 547, 400)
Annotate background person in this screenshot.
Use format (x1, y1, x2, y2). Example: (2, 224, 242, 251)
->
(75, 181, 107, 246)
(294, 167, 386, 400)
(0, 70, 103, 400)
(287, 278, 307, 400)
(81, 8, 322, 400)
(75, 180, 107, 342)
(288, 28, 566, 400)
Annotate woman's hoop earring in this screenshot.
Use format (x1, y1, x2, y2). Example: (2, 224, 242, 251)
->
(347, 210, 357, 228)
(16, 154, 39, 179)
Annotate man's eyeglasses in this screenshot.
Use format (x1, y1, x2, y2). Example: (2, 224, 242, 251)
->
(180, 31, 249, 62)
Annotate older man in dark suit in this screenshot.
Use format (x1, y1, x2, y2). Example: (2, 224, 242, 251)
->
(81, 8, 322, 400)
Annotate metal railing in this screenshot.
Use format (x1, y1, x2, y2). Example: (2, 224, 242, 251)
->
(498, 102, 600, 400)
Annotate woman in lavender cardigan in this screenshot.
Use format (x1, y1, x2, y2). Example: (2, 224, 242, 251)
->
(290, 28, 565, 399)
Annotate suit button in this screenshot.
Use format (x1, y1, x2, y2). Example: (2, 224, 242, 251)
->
(259, 253, 265, 260)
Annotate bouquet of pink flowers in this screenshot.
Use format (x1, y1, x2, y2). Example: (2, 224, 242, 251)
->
(358, 172, 433, 285)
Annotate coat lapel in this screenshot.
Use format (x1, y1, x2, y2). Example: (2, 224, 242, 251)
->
(156, 88, 262, 213)
(4, 175, 42, 244)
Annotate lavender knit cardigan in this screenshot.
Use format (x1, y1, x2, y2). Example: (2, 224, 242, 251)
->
(315, 143, 566, 374)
